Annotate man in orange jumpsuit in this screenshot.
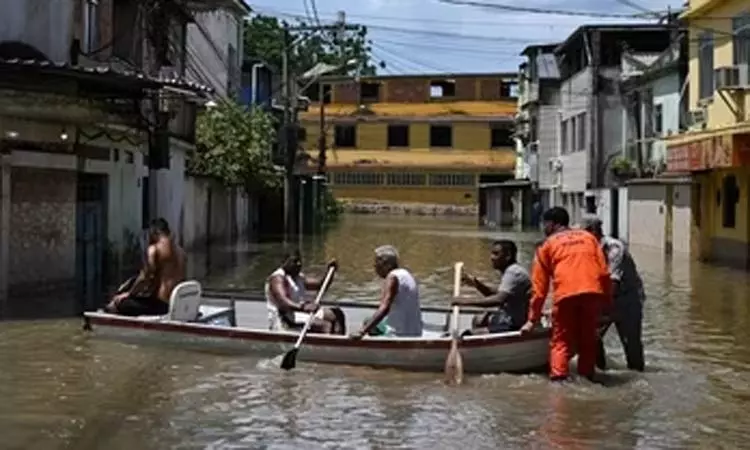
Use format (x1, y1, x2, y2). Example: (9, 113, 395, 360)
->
(520, 207, 612, 381)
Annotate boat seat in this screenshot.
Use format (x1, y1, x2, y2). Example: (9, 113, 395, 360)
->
(167, 280, 203, 322)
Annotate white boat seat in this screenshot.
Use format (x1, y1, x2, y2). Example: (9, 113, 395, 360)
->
(167, 280, 202, 322)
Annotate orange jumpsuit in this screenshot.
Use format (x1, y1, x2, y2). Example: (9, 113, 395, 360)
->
(530, 228, 612, 379)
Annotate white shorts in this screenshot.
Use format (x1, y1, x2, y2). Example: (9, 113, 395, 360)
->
(268, 309, 325, 331)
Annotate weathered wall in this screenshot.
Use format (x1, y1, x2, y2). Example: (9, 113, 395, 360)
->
(559, 67, 592, 194)
(186, 9, 242, 97)
(8, 167, 76, 295)
(628, 184, 667, 250)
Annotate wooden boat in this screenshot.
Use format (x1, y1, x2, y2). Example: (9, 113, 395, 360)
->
(83, 281, 551, 374)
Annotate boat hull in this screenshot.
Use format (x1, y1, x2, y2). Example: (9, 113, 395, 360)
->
(83, 309, 550, 374)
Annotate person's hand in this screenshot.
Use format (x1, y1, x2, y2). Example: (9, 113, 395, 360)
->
(326, 258, 339, 271)
(461, 272, 476, 287)
(519, 321, 535, 336)
(112, 292, 128, 305)
(350, 330, 365, 340)
(301, 302, 319, 313)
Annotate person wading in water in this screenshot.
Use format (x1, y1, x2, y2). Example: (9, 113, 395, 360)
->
(106, 218, 186, 316)
(521, 207, 612, 381)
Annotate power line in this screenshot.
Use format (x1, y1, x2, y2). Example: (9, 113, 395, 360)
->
(436, 0, 664, 19)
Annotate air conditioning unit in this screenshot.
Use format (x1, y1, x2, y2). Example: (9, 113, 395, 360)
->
(688, 108, 707, 128)
(739, 63, 750, 87)
(715, 66, 740, 90)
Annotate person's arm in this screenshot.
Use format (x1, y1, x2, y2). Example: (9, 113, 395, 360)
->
(454, 290, 508, 307)
(269, 275, 305, 313)
(598, 244, 615, 310)
(359, 274, 399, 335)
(128, 245, 159, 295)
(304, 259, 338, 291)
(527, 245, 551, 324)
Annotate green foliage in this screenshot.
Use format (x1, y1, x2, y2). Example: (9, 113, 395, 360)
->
(243, 14, 382, 77)
(191, 101, 282, 191)
(319, 185, 344, 224)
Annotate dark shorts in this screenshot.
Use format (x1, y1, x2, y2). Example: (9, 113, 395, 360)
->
(115, 295, 169, 316)
(486, 312, 516, 333)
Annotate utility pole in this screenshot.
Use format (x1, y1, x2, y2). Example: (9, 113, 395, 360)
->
(282, 26, 294, 240)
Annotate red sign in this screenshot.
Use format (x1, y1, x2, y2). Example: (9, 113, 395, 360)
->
(666, 134, 747, 172)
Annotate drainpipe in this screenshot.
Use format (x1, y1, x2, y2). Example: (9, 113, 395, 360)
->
(250, 63, 265, 105)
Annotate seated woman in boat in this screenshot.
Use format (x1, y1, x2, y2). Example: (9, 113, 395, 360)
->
(351, 245, 423, 339)
(264, 251, 345, 334)
(452, 240, 530, 335)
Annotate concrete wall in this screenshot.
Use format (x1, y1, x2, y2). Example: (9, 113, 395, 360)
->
(186, 9, 242, 98)
(618, 187, 629, 243)
(538, 103, 560, 190)
(672, 183, 692, 254)
(652, 71, 681, 163)
(627, 182, 692, 254)
(0, 0, 73, 61)
(559, 67, 592, 193)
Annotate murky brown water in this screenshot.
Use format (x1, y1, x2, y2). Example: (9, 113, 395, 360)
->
(2, 215, 750, 449)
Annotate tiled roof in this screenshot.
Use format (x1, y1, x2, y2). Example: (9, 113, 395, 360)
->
(0, 58, 213, 94)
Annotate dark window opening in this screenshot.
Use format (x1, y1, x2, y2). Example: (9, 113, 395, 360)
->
(653, 103, 663, 135)
(500, 81, 518, 98)
(430, 80, 456, 98)
(491, 124, 514, 148)
(305, 82, 332, 104)
(360, 82, 380, 102)
(387, 125, 409, 148)
(429, 125, 452, 147)
(112, 0, 142, 66)
(722, 174, 739, 228)
(298, 127, 307, 142)
(334, 125, 356, 148)
(693, 183, 702, 228)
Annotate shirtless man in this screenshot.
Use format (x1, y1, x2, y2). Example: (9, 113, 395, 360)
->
(105, 218, 186, 316)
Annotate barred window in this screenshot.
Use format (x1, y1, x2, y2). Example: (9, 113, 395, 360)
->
(386, 172, 427, 186)
(698, 31, 714, 100)
(429, 173, 476, 186)
(733, 13, 750, 65)
(331, 172, 384, 185)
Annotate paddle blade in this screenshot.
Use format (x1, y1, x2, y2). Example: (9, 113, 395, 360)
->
(280, 348, 299, 371)
(444, 339, 464, 385)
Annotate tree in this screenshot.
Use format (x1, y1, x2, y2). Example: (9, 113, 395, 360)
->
(190, 101, 282, 191)
(243, 14, 382, 77)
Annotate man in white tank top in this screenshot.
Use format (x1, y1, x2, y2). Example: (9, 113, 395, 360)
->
(265, 251, 345, 334)
(351, 245, 423, 338)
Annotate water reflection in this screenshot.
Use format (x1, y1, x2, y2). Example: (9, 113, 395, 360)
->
(3, 215, 750, 448)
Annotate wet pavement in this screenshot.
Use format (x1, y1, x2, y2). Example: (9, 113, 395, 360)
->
(1, 214, 750, 449)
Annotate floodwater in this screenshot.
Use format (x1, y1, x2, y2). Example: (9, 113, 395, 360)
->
(2, 215, 750, 449)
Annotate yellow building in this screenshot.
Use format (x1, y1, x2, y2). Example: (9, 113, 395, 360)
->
(665, 0, 750, 268)
(298, 73, 518, 205)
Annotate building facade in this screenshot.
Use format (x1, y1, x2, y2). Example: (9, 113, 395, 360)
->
(555, 25, 673, 225)
(515, 44, 562, 220)
(298, 73, 518, 206)
(0, 0, 245, 318)
(666, 0, 750, 268)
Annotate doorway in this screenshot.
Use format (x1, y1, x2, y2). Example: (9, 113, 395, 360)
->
(76, 173, 108, 313)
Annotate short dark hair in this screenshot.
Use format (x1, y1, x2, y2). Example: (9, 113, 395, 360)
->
(282, 249, 302, 263)
(542, 207, 570, 227)
(492, 239, 517, 259)
(149, 218, 170, 236)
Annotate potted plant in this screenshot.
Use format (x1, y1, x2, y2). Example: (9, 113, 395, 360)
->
(611, 156, 636, 180)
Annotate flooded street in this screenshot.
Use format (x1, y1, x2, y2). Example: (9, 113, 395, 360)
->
(3, 214, 750, 449)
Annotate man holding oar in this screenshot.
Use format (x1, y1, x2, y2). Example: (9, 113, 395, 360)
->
(265, 251, 344, 334)
(520, 207, 612, 382)
(452, 240, 530, 335)
(581, 214, 645, 372)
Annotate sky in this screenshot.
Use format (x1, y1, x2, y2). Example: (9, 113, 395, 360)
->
(245, 0, 686, 75)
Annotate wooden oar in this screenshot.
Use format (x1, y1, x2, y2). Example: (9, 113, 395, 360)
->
(280, 265, 337, 371)
(444, 261, 465, 385)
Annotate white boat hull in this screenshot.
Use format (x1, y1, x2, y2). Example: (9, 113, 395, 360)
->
(83, 297, 551, 375)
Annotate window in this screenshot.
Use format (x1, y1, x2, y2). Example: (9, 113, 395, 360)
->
(305, 82, 332, 104)
(570, 116, 577, 151)
(733, 13, 750, 65)
(386, 173, 426, 185)
(722, 175, 739, 228)
(112, 0, 142, 65)
(429, 173, 476, 186)
(83, 0, 99, 53)
(491, 123, 513, 148)
(561, 119, 569, 154)
(332, 172, 384, 185)
(387, 125, 409, 148)
(360, 82, 380, 102)
(577, 112, 587, 150)
(430, 125, 452, 147)
(227, 44, 238, 97)
(334, 125, 356, 148)
(698, 31, 714, 100)
(430, 80, 456, 98)
(653, 104, 663, 136)
(500, 81, 517, 98)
